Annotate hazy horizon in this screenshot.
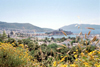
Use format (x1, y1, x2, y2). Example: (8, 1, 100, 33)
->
(0, 0, 100, 29)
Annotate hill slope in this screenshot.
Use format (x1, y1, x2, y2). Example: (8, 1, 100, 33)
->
(60, 24, 100, 30)
(0, 21, 53, 32)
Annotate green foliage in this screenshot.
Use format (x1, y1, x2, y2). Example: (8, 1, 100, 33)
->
(2, 31, 7, 39)
(51, 37, 54, 40)
(0, 39, 3, 42)
(0, 31, 7, 41)
(18, 39, 23, 44)
(86, 45, 96, 52)
(8, 34, 10, 38)
(47, 43, 58, 49)
(0, 34, 3, 42)
(22, 39, 31, 45)
(30, 50, 34, 56)
(70, 37, 76, 40)
(83, 40, 90, 45)
(61, 37, 66, 41)
(71, 40, 76, 45)
(7, 38, 16, 43)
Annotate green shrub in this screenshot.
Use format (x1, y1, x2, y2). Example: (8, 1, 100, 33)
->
(7, 38, 16, 44)
(0, 42, 33, 67)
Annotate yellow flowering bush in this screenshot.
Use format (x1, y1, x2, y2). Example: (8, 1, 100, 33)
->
(0, 42, 36, 67)
(75, 50, 100, 67)
(53, 49, 100, 67)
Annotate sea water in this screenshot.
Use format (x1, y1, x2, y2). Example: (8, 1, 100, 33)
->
(35, 35, 76, 38)
(67, 29, 100, 34)
(33, 29, 100, 38)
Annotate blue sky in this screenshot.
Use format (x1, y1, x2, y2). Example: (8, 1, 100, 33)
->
(0, 0, 100, 29)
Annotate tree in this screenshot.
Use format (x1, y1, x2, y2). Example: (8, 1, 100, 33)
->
(45, 37, 48, 40)
(18, 39, 23, 44)
(0, 34, 2, 37)
(51, 37, 54, 41)
(0, 34, 3, 42)
(61, 37, 66, 40)
(68, 37, 71, 39)
(22, 39, 30, 45)
(7, 38, 16, 44)
(2, 31, 7, 40)
(8, 34, 10, 38)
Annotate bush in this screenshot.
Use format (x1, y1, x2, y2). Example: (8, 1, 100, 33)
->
(0, 42, 34, 67)
(18, 39, 23, 44)
(22, 39, 31, 45)
(7, 38, 16, 44)
(47, 43, 58, 49)
(0, 38, 3, 42)
(86, 45, 96, 52)
(71, 40, 76, 45)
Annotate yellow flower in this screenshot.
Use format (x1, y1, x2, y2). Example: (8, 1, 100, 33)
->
(83, 62, 89, 67)
(59, 56, 67, 63)
(96, 58, 99, 60)
(94, 64, 98, 67)
(88, 52, 93, 56)
(74, 55, 77, 58)
(97, 64, 100, 67)
(90, 55, 94, 59)
(76, 49, 78, 52)
(98, 51, 100, 54)
(70, 64, 77, 67)
(18, 44, 24, 48)
(53, 61, 57, 66)
(60, 57, 65, 62)
(73, 52, 76, 54)
(85, 50, 88, 53)
(61, 56, 63, 58)
(75, 59, 78, 61)
(81, 52, 84, 57)
(60, 64, 68, 67)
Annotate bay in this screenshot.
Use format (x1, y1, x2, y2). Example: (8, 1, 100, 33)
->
(66, 29, 100, 34)
(35, 35, 76, 39)
(32, 29, 100, 38)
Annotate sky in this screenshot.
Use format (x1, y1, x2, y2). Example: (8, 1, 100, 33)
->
(0, 0, 100, 29)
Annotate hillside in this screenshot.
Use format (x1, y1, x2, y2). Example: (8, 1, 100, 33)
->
(60, 24, 100, 30)
(0, 21, 53, 32)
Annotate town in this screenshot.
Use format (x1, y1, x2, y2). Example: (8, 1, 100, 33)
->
(0, 28, 100, 47)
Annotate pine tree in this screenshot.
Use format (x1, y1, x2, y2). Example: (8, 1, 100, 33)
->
(8, 34, 10, 38)
(2, 31, 7, 40)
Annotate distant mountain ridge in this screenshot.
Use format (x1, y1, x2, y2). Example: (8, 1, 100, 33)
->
(60, 24, 100, 30)
(0, 21, 53, 32)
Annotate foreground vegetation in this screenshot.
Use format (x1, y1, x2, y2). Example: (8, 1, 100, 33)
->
(0, 30, 100, 67)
